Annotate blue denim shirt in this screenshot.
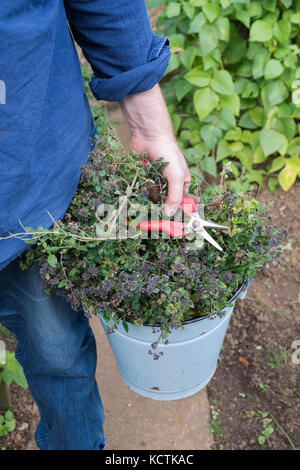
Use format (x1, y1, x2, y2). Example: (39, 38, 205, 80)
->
(0, 0, 171, 270)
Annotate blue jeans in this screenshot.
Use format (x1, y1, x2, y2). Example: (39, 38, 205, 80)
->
(0, 256, 106, 450)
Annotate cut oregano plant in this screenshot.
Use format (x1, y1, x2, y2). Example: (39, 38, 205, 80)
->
(11, 109, 288, 341)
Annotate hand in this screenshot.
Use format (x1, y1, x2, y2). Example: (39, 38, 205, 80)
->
(120, 84, 191, 217)
(130, 136, 191, 217)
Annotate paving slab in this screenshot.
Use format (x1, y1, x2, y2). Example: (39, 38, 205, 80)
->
(90, 315, 214, 450)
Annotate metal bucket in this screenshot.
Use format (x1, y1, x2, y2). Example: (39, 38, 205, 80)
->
(99, 279, 251, 401)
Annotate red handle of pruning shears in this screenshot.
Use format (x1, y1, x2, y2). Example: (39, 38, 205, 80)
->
(126, 197, 199, 238)
(137, 220, 185, 238)
(180, 196, 197, 217)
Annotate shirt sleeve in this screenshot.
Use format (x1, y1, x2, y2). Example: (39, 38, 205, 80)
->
(64, 0, 171, 102)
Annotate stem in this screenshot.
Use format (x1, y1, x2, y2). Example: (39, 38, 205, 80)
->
(269, 414, 297, 450)
(107, 168, 140, 235)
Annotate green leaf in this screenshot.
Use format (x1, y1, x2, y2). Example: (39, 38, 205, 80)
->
(253, 146, 269, 164)
(287, 137, 300, 156)
(164, 55, 180, 75)
(166, 3, 181, 18)
(122, 319, 129, 333)
(219, 93, 240, 116)
(278, 157, 300, 191)
(171, 114, 181, 133)
(189, 0, 207, 6)
(264, 80, 289, 107)
(200, 124, 223, 150)
(249, 107, 264, 127)
(169, 34, 185, 51)
(201, 156, 217, 177)
(241, 130, 254, 146)
(264, 59, 284, 80)
(236, 152, 253, 171)
(57, 279, 67, 288)
(245, 170, 264, 186)
(217, 109, 236, 131)
(4, 411, 13, 421)
(224, 127, 242, 142)
(273, 19, 291, 45)
(183, 147, 205, 163)
(273, 118, 296, 142)
(194, 88, 219, 121)
(258, 436, 266, 445)
(250, 21, 273, 42)
(234, 5, 250, 28)
(47, 254, 57, 268)
(184, 67, 211, 87)
(4, 418, 16, 433)
(220, 0, 231, 8)
(236, 61, 252, 78)
(262, 426, 274, 437)
(248, 2, 263, 18)
(200, 23, 219, 57)
(239, 112, 257, 129)
(259, 129, 287, 156)
(263, 0, 277, 12)
(230, 142, 243, 154)
(216, 139, 232, 162)
(280, 0, 292, 7)
(268, 156, 285, 173)
(14, 366, 28, 388)
(179, 47, 196, 69)
(174, 80, 192, 102)
(183, 4, 195, 20)
(203, 2, 220, 23)
(291, 12, 300, 24)
(252, 52, 269, 80)
(268, 177, 278, 193)
(213, 17, 230, 42)
(224, 26, 247, 64)
(188, 12, 206, 34)
(211, 70, 234, 96)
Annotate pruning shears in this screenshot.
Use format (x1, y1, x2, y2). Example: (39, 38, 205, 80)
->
(136, 195, 229, 251)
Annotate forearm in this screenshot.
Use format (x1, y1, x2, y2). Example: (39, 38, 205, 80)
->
(120, 84, 176, 143)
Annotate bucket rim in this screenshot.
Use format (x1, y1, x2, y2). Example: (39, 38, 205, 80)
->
(179, 278, 249, 326)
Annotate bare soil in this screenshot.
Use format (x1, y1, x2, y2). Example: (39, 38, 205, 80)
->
(207, 184, 300, 450)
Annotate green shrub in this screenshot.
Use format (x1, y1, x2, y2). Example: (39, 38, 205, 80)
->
(150, 0, 300, 192)
(0, 351, 28, 389)
(0, 411, 16, 438)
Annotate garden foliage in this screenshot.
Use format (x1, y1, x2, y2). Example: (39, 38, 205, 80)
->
(149, 0, 300, 192)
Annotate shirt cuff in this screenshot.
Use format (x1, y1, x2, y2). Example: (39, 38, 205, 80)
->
(89, 35, 171, 102)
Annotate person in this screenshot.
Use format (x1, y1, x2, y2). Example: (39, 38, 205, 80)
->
(0, 0, 190, 449)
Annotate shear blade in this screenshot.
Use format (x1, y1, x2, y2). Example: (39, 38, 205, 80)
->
(201, 228, 223, 251)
